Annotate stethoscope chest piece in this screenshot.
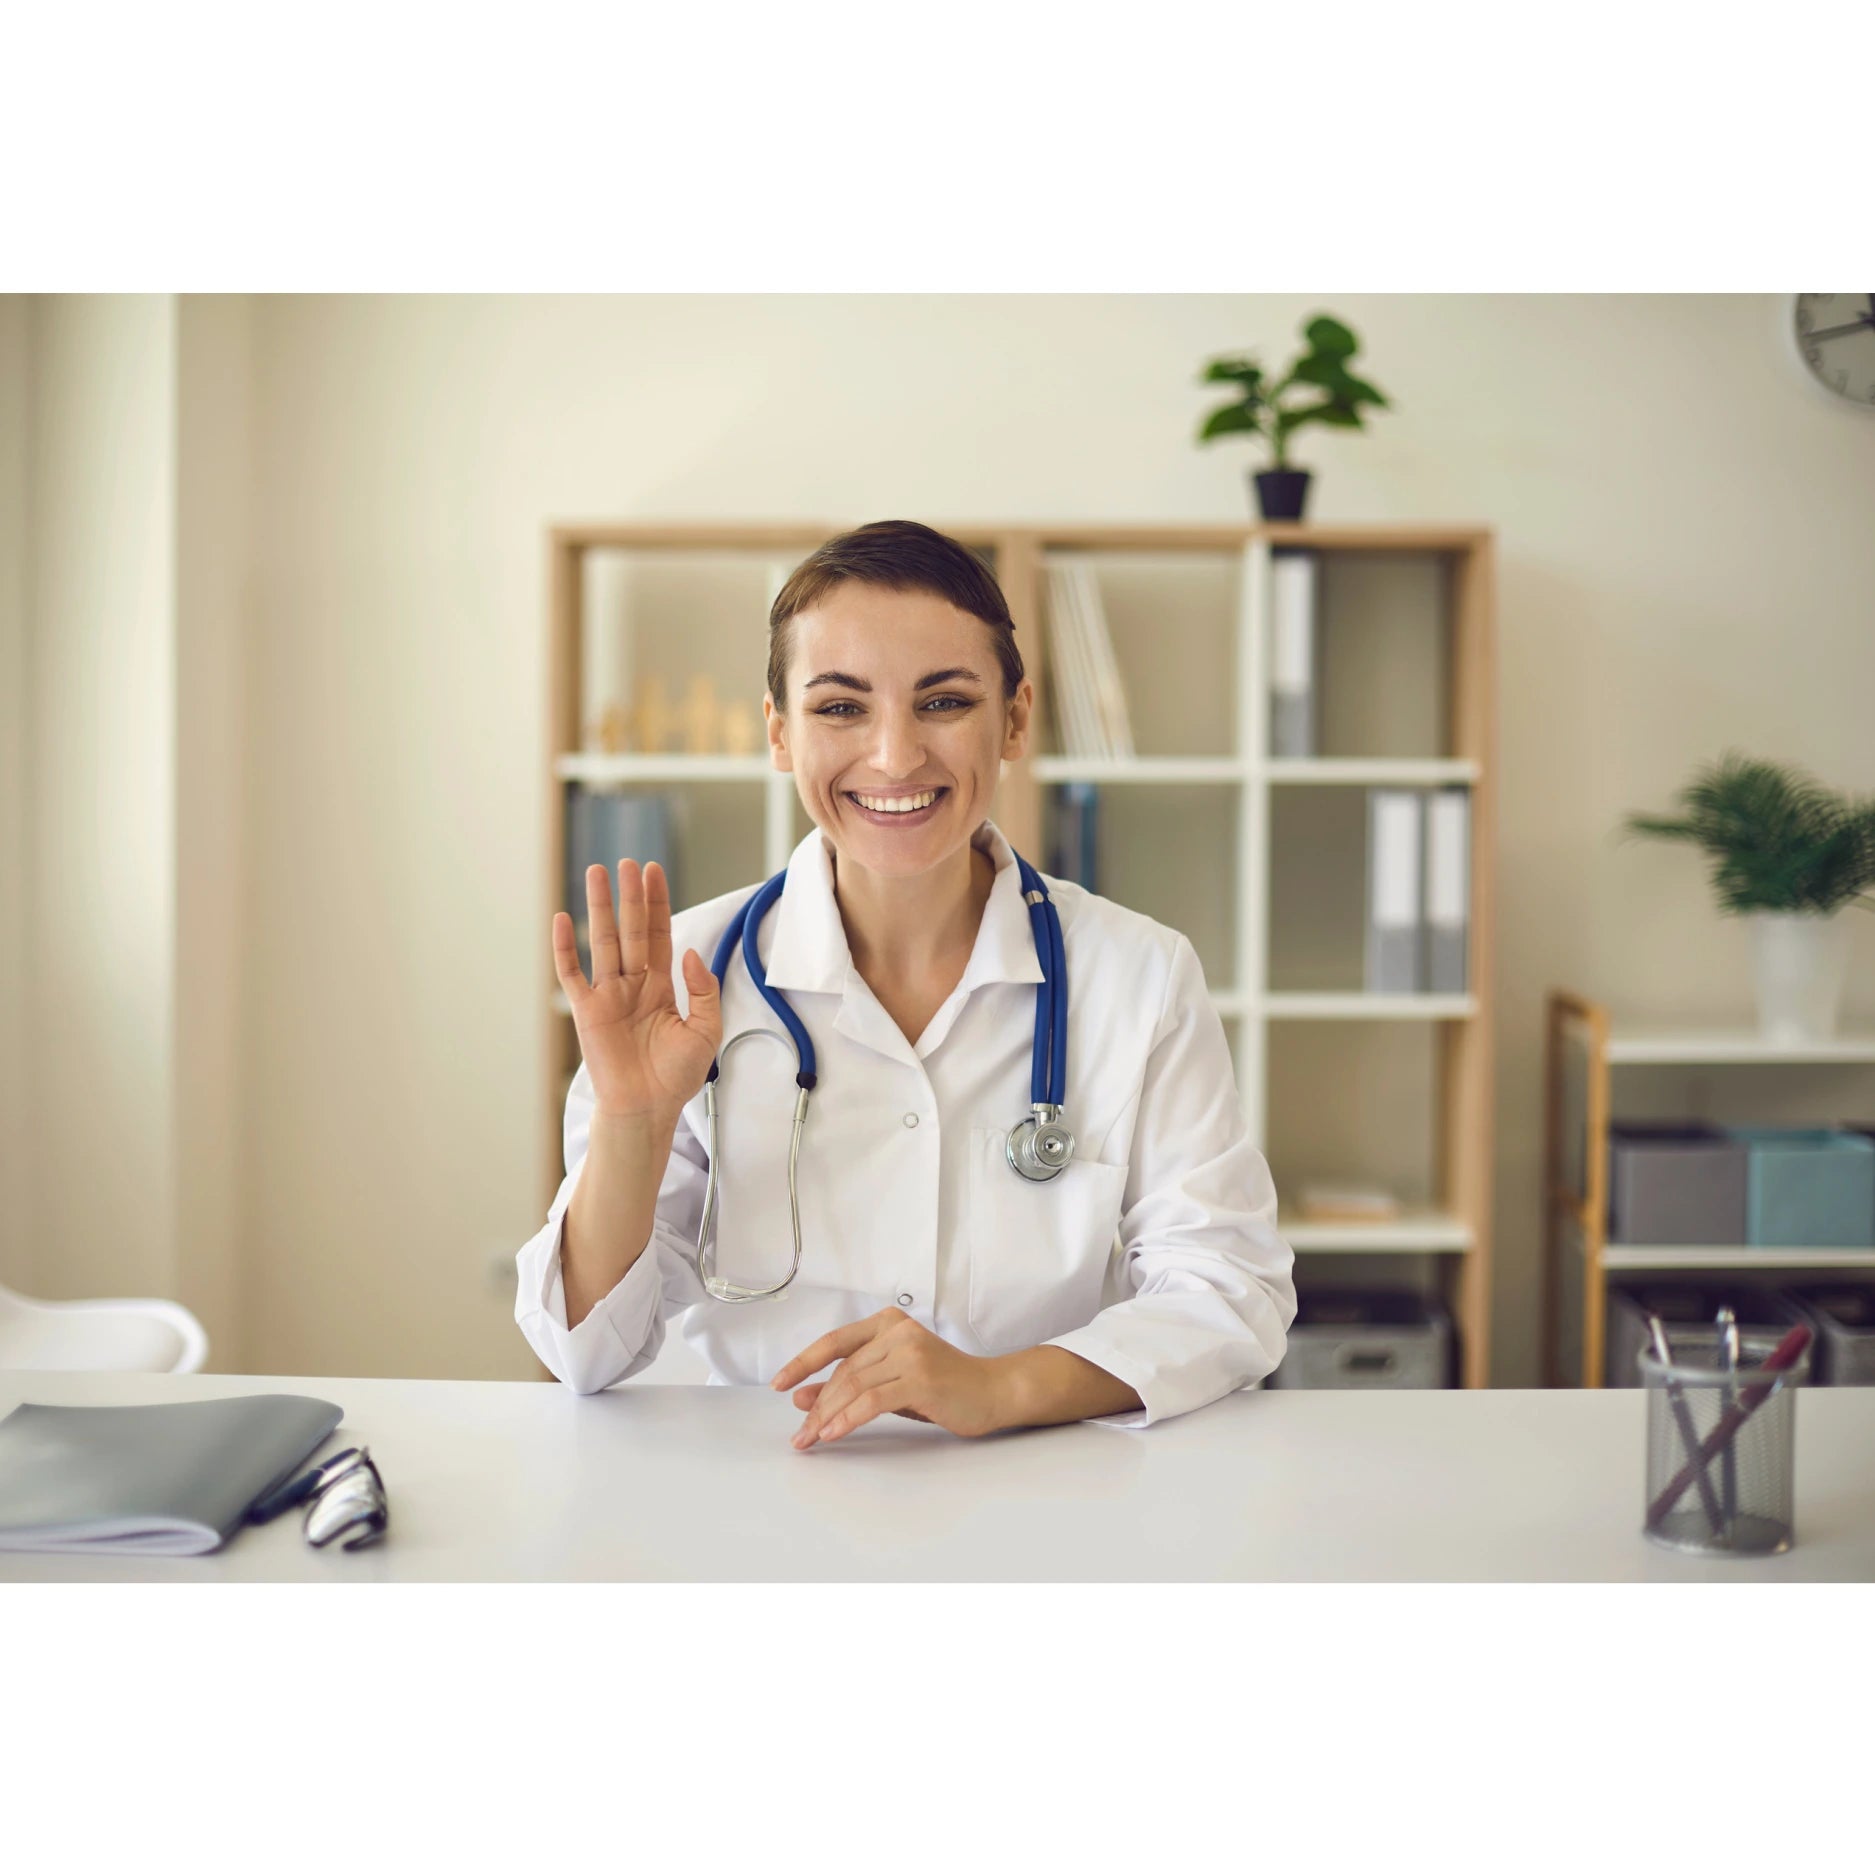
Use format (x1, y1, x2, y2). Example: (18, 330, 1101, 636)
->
(1007, 1104, 1075, 1182)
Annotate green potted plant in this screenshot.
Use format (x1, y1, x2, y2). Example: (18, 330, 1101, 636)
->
(1623, 753, 1875, 1041)
(1194, 313, 1391, 521)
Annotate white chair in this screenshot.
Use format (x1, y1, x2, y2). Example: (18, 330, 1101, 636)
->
(0, 1282, 209, 1374)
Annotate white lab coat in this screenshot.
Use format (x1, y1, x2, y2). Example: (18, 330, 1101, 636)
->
(515, 818, 1296, 1427)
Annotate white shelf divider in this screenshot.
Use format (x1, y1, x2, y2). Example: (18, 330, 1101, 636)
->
(1282, 1210, 1475, 1253)
(1599, 1244, 1875, 1272)
(762, 560, 795, 873)
(1606, 1030, 1875, 1065)
(1032, 756, 1251, 784)
(558, 753, 771, 784)
(1263, 993, 1479, 1020)
(1239, 536, 1271, 1150)
(1264, 758, 1480, 786)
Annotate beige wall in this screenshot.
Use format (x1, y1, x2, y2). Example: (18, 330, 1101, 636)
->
(16, 295, 179, 1304)
(172, 295, 253, 1359)
(7, 295, 1875, 1383)
(1, 295, 249, 1354)
(0, 299, 28, 1294)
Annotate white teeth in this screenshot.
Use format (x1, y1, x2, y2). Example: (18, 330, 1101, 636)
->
(852, 789, 939, 814)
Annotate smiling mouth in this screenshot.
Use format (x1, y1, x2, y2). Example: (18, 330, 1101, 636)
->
(846, 786, 948, 820)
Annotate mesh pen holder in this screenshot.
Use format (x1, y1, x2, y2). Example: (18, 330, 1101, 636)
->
(1639, 1331, 1810, 1557)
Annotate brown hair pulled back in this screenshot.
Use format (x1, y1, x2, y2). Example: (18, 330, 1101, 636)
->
(766, 519, 1025, 711)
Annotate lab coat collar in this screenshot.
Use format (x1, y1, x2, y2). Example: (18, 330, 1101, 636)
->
(759, 816, 1047, 999)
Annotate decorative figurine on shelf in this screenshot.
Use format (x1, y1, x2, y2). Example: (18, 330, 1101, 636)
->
(681, 675, 722, 755)
(629, 675, 673, 756)
(1194, 312, 1391, 522)
(593, 702, 633, 754)
(1296, 1181, 1402, 1225)
(720, 699, 760, 756)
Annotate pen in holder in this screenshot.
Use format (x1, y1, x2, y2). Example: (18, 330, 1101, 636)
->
(1638, 1320, 1812, 1557)
(1715, 1306, 1740, 1542)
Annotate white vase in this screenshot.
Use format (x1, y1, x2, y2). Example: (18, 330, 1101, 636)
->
(1750, 911, 1851, 1042)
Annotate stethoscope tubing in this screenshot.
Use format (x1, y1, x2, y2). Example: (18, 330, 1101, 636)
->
(695, 843, 1070, 1300)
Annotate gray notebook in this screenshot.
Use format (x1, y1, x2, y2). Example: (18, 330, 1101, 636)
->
(0, 1394, 343, 1556)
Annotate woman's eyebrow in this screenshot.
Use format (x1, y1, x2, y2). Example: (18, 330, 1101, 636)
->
(801, 668, 985, 693)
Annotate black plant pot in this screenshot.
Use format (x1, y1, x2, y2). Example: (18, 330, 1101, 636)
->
(1252, 467, 1312, 522)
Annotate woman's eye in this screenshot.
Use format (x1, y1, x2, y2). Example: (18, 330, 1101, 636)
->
(814, 696, 974, 719)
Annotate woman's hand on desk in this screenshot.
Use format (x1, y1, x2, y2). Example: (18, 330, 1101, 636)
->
(773, 1308, 1006, 1446)
(771, 1308, 1143, 1447)
(553, 858, 722, 1120)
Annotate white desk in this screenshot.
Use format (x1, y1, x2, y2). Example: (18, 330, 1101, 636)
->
(4, 1370, 1873, 1581)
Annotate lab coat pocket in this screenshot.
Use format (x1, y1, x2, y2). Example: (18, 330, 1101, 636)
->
(964, 1125, 1129, 1356)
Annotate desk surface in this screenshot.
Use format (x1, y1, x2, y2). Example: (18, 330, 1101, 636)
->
(4, 1370, 1873, 1581)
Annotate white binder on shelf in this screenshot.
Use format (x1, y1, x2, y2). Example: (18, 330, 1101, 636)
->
(1045, 559, 1107, 757)
(1268, 549, 1317, 759)
(1423, 786, 1471, 995)
(1068, 559, 1136, 758)
(1365, 788, 1424, 994)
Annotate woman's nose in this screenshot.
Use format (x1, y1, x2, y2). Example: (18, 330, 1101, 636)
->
(869, 709, 926, 776)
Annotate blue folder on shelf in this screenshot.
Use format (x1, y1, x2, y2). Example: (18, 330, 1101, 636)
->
(565, 787, 681, 978)
(1047, 781, 1100, 893)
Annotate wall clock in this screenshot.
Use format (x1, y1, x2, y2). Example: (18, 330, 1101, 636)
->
(1788, 295, 1875, 408)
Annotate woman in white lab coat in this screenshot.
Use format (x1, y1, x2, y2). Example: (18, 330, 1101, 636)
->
(516, 519, 1295, 1444)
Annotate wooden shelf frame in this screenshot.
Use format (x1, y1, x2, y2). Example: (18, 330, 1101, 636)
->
(1542, 987, 1875, 1386)
(546, 520, 1498, 1384)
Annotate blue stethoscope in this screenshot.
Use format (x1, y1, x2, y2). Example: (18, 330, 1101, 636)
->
(695, 849, 1074, 1302)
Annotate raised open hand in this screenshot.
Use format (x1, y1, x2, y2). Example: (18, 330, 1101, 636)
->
(551, 859, 722, 1121)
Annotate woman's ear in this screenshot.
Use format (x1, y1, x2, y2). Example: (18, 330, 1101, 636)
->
(1002, 677, 1034, 762)
(763, 692, 793, 772)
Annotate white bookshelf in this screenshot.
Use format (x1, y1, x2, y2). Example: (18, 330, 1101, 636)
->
(545, 521, 1498, 1385)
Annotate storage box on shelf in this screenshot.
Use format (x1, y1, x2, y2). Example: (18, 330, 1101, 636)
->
(1608, 1123, 1747, 1246)
(1265, 1290, 1454, 1390)
(1733, 1127, 1875, 1248)
(545, 521, 1497, 1384)
(1790, 1285, 1875, 1384)
(1544, 990, 1875, 1387)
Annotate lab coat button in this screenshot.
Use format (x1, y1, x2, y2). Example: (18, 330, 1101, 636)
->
(902, 1113, 919, 1128)
(897, 1293, 914, 1307)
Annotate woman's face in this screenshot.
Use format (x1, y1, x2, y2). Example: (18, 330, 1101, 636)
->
(765, 581, 1032, 879)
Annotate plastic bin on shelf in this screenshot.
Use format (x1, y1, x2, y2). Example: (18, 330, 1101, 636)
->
(1725, 1127, 1875, 1248)
(1607, 1122, 1747, 1246)
(1267, 1290, 1452, 1390)
(1777, 1284, 1875, 1385)
(1604, 1282, 1807, 1390)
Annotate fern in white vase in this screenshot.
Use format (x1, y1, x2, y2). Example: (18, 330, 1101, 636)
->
(1624, 753, 1875, 1040)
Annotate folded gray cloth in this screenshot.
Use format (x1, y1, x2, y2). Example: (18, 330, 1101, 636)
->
(0, 1394, 343, 1555)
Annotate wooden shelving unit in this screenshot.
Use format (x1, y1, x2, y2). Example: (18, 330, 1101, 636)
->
(1542, 988, 1875, 1386)
(545, 520, 1498, 1385)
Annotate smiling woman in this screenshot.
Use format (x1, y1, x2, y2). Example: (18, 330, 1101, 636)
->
(517, 519, 1297, 1445)
(761, 533, 1029, 1004)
